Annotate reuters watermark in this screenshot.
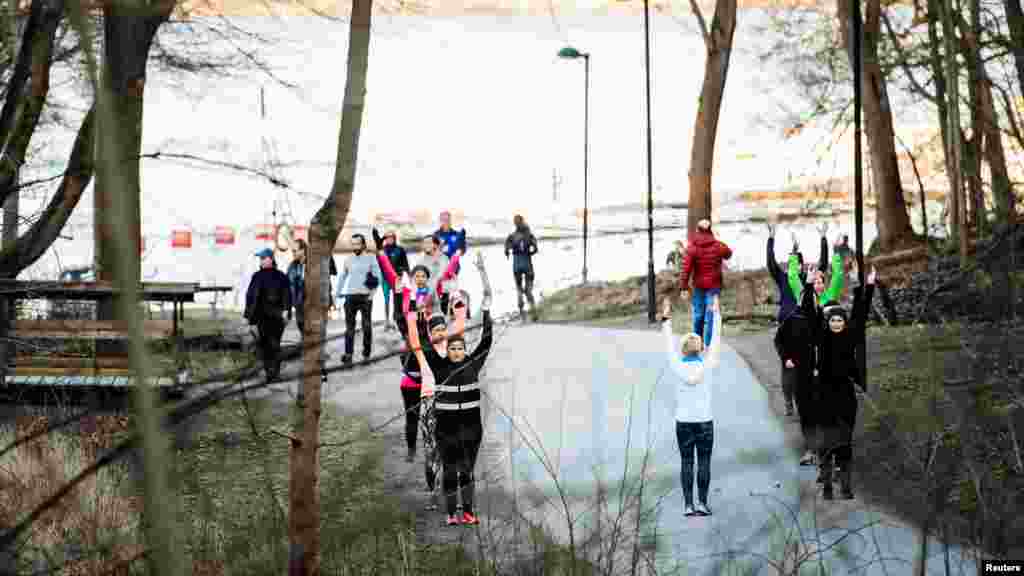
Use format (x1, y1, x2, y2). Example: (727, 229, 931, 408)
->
(984, 560, 1024, 574)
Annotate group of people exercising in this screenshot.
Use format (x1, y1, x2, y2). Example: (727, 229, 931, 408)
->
(668, 217, 875, 517)
(247, 211, 876, 527)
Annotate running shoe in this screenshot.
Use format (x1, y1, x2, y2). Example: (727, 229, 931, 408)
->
(695, 503, 712, 516)
(461, 511, 480, 525)
(445, 515, 460, 526)
(684, 505, 697, 517)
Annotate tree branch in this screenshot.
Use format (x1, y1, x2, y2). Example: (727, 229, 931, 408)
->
(880, 10, 936, 102)
(688, 0, 711, 47)
(0, 103, 94, 278)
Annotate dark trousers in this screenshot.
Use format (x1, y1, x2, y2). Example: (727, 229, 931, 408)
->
(781, 363, 796, 409)
(343, 294, 373, 358)
(436, 414, 483, 516)
(675, 420, 714, 507)
(294, 303, 305, 336)
(439, 292, 450, 317)
(401, 386, 421, 453)
(256, 314, 286, 378)
(514, 270, 535, 312)
(794, 370, 818, 451)
(818, 404, 857, 490)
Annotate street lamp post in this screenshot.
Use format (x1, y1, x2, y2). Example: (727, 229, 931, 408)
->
(643, 0, 656, 323)
(851, 0, 866, 388)
(558, 46, 590, 285)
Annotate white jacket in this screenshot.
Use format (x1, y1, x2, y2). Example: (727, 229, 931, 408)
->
(663, 310, 721, 423)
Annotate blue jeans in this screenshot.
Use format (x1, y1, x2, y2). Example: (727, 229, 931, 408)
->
(691, 287, 720, 346)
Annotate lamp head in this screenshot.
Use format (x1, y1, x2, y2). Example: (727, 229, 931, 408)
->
(558, 46, 585, 59)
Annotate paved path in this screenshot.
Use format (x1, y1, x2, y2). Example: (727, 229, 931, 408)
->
(478, 324, 978, 575)
(257, 319, 979, 574)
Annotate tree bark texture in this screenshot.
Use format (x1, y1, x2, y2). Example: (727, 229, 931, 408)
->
(1005, 0, 1024, 98)
(0, 0, 63, 209)
(94, 1, 170, 291)
(686, 0, 736, 238)
(291, 0, 372, 573)
(837, 0, 914, 251)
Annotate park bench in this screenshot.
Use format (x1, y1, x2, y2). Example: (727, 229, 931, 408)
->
(0, 280, 227, 388)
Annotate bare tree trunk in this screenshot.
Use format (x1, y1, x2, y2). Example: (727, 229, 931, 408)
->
(94, 2, 168, 297)
(686, 0, 737, 238)
(964, 0, 985, 239)
(838, 0, 915, 251)
(939, 0, 967, 269)
(1005, 0, 1024, 96)
(292, 0, 372, 573)
(925, 0, 956, 236)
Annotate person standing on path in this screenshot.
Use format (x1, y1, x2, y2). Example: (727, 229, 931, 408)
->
(504, 214, 539, 322)
(244, 248, 292, 382)
(336, 233, 381, 365)
(286, 239, 308, 336)
(433, 211, 467, 316)
(679, 218, 733, 347)
(661, 294, 722, 517)
(417, 234, 450, 310)
(406, 256, 493, 527)
(773, 260, 820, 466)
(766, 223, 802, 417)
(373, 228, 410, 331)
(813, 267, 876, 500)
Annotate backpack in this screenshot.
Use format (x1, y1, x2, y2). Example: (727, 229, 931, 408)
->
(364, 270, 380, 291)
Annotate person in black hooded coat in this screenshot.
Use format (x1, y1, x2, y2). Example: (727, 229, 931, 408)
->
(813, 266, 875, 500)
(773, 268, 819, 466)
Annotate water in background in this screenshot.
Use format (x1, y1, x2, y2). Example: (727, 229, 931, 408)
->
(29, 208, 875, 319)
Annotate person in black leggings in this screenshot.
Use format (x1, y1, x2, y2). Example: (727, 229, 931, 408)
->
(406, 260, 493, 526)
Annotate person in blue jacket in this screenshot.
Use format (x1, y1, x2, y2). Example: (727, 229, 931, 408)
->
(433, 210, 467, 315)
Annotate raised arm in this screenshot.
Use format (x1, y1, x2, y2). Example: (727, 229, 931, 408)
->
(436, 251, 461, 295)
(786, 254, 803, 303)
(766, 235, 782, 280)
(372, 229, 399, 288)
(661, 300, 697, 385)
(850, 267, 876, 337)
(469, 309, 493, 369)
(817, 234, 829, 274)
(822, 253, 845, 304)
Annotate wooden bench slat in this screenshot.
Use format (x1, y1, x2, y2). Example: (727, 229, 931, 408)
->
(11, 356, 136, 369)
(11, 319, 175, 340)
(11, 365, 135, 377)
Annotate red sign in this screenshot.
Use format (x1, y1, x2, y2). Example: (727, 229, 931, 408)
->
(215, 226, 236, 246)
(171, 230, 192, 248)
(255, 224, 274, 241)
(293, 225, 308, 241)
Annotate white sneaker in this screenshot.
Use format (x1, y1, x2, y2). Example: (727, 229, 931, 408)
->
(695, 502, 712, 516)
(799, 451, 816, 466)
(684, 504, 697, 517)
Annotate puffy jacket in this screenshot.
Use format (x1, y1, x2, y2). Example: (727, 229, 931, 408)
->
(505, 225, 538, 274)
(680, 229, 733, 291)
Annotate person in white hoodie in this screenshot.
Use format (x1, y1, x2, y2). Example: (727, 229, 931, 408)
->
(661, 294, 721, 517)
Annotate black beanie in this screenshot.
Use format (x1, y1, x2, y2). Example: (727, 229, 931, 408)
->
(428, 315, 447, 331)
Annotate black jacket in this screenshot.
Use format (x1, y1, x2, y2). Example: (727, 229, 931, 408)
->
(384, 244, 410, 278)
(245, 267, 292, 323)
(773, 281, 817, 374)
(420, 310, 492, 419)
(505, 226, 538, 274)
(813, 283, 874, 422)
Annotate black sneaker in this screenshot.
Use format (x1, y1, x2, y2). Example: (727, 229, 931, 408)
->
(341, 355, 353, 366)
(823, 486, 834, 501)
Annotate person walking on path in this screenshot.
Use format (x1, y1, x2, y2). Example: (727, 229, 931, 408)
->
(434, 211, 467, 315)
(286, 239, 308, 336)
(244, 248, 292, 382)
(379, 229, 410, 331)
(666, 240, 687, 272)
(679, 218, 733, 347)
(406, 255, 493, 527)
(336, 233, 382, 365)
(661, 293, 722, 517)
(504, 214, 539, 322)
(813, 267, 876, 500)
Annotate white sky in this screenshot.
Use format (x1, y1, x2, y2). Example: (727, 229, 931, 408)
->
(31, 12, 934, 238)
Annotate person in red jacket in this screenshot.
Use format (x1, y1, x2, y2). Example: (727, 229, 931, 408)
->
(679, 218, 733, 347)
